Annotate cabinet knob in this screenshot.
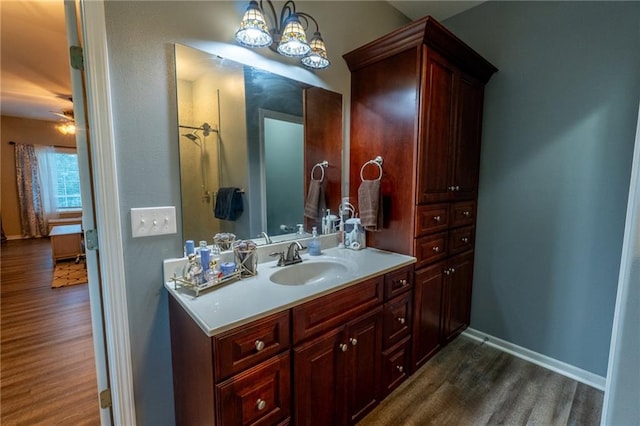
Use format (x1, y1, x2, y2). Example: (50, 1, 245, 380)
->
(399, 279, 408, 287)
(396, 365, 404, 373)
(462, 211, 471, 217)
(432, 246, 440, 253)
(460, 237, 469, 243)
(450, 267, 456, 274)
(255, 340, 265, 351)
(397, 317, 405, 325)
(444, 269, 451, 275)
(256, 398, 266, 411)
(339, 343, 348, 352)
(433, 215, 441, 222)
(455, 185, 460, 191)
(350, 338, 358, 346)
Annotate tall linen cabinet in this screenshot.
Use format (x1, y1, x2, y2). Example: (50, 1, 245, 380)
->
(344, 17, 497, 371)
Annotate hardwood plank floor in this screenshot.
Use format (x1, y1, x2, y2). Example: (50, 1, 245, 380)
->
(361, 336, 603, 426)
(1, 238, 100, 425)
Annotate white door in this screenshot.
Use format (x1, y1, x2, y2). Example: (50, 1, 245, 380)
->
(68, 1, 137, 423)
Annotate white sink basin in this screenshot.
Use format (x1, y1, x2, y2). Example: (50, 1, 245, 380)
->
(269, 259, 353, 286)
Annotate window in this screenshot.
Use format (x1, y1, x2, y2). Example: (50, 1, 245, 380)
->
(53, 151, 82, 209)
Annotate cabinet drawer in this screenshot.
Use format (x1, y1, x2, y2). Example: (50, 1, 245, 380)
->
(381, 336, 411, 398)
(414, 232, 448, 269)
(448, 226, 475, 255)
(451, 201, 475, 228)
(384, 265, 413, 300)
(382, 292, 412, 349)
(213, 311, 290, 381)
(216, 352, 291, 426)
(292, 276, 384, 344)
(415, 204, 449, 237)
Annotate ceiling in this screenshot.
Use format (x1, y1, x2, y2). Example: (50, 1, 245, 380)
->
(0, 1, 482, 122)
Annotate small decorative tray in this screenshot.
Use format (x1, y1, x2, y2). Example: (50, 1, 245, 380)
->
(170, 269, 242, 297)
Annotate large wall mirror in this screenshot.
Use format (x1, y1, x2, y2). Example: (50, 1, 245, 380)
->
(174, 44, 342, 246)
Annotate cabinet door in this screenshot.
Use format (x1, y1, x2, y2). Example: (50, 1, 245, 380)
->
(412, 263, 444, 370)
(443, 251, 475, 341)
(216, 352, 291, 426)
(452, 72, 483, 200)
(383, 292, 412, 349)
(345, 307, 383, 425)
(418, 49, 455, 204)
(293, 326, 345, 426)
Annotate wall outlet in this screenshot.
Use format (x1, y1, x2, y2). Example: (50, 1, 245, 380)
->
(130, 206, 177, 238)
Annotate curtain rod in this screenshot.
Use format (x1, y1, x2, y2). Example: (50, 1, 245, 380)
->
(8, 141, 76, 150)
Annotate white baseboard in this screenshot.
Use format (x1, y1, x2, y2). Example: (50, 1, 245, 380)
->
(462, 328, 606, 391)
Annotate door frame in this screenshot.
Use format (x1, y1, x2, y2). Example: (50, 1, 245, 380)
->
(76, 1, 137, 423)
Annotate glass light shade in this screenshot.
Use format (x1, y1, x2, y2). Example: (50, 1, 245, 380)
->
(235, 1, 272, 48)
(277, 15, 310, 57)
(301, 32, 330, 69)
(56, 122, 76, 135)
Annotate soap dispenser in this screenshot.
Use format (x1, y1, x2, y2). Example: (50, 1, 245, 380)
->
(308, 226, 321, 256)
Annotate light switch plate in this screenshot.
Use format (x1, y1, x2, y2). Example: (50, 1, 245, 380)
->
(130, 206, 177, 238)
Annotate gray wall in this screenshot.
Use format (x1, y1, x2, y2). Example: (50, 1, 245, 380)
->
(102, 2, 408, 424)
(445, 1, 640, 376)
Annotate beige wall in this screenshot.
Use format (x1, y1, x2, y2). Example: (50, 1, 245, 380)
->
(1, 115, 76, 238)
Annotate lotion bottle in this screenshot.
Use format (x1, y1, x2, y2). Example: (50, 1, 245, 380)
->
(308, 226, 321, 256)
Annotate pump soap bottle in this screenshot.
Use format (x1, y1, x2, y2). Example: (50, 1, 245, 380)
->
(308, 226, 321, 256)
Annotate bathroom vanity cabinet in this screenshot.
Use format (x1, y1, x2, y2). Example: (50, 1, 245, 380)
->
(344, 16, 497, 370)
(168, 263, 414, 426)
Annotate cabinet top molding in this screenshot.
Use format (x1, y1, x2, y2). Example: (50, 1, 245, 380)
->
(343, 16, 498, 82)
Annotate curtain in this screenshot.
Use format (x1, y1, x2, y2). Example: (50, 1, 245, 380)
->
(14, 143, 47, 237)
(35, 145, 59, 230)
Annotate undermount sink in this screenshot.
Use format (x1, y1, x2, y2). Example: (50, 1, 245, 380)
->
(269, 259, 353, 286)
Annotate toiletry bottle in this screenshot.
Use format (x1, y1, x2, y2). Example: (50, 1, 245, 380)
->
(308, 226, 321, 256)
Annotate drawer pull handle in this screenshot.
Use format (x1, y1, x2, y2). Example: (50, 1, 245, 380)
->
(256, 399, 266, 411)
(397, 317, 405, 325)
(399, 279, 408, 287)
(350, 338, 358, 346)
(396, 365, 404, 373)
(255, 340, 265, 351)
(432, 246, 440, 253)
(433, 215, 441, 222)
(339, 343, 348, 352)
(462, 211, 471, 217)
(460, 237, 469, 243)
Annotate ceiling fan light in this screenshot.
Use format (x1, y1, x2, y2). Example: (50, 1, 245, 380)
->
(56, 122, 76, 136)
(301, 32, 330, 69)
(235, 0, 272, 48)
(277, 15, 310, 57)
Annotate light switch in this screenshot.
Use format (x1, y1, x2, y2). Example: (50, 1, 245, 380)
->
(130, 206, 177, 238)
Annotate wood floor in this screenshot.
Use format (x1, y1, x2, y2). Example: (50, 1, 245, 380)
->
(1, 238, 100, 425)
(361, 335, 604, 426)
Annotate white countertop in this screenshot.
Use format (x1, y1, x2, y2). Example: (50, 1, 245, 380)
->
(164, 246, 416, 337)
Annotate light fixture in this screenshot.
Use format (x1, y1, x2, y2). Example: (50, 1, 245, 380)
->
(56, 122, 76, 136)
(235, 0, 330, 70)
(52, 109, 76, 136)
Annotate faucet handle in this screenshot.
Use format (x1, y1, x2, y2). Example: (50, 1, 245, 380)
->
(269, 251, 285, 266)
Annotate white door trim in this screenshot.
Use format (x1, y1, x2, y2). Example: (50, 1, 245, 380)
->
(79, 1, 137, 423)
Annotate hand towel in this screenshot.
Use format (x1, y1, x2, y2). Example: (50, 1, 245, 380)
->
(304, 179, 326, 220)
(214, 187, 243, 221)
(358, 179, 382, 231)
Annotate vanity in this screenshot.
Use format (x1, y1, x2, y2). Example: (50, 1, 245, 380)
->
(164, 241, 415, 425)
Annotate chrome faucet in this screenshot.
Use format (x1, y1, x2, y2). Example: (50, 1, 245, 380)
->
(259, 231, 272, 245)
(270, 241, 306, 266)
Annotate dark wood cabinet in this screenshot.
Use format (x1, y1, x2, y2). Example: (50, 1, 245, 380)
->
(412, 263, 444, 370)
(293, 299, 384, 425)
(344, 16, 496, 371)
(443, 251, 475, 342)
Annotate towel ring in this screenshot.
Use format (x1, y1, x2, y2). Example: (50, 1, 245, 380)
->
(360, 156, 383, 181)
(311, 160, 328, 181)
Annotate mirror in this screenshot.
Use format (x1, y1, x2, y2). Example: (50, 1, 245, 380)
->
(174, 44, 342, 246)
